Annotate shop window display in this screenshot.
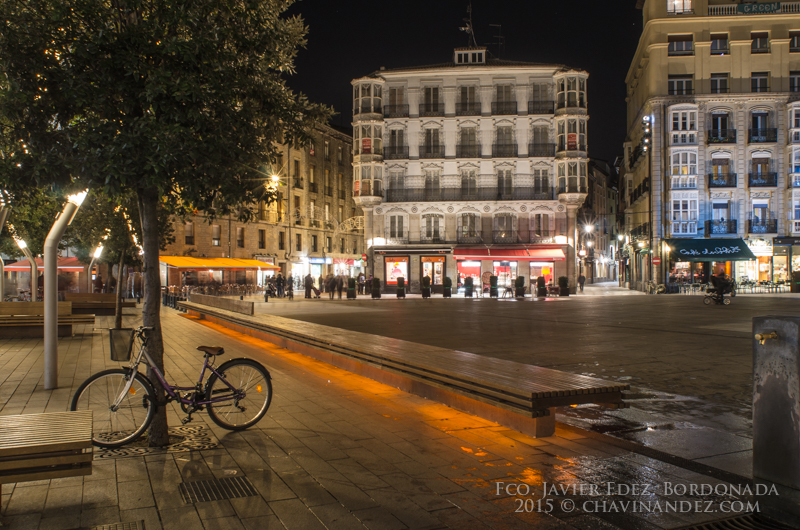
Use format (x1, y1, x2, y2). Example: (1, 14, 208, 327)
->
(421, 256, 445, 285)
(385, 258, 408, 285)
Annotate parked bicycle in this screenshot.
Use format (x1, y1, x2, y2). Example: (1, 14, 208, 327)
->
(71, 326, 272, 448)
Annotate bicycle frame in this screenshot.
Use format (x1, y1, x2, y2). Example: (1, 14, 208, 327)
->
(117, 332, 242, 410)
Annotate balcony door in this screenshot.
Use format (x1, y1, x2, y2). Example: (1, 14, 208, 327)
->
(389, 215, 404, 239)
(751, 112, 768, 131)
(497, 169, 513, 198)
(424, 87, 439, 113)
(424, 171, 440, 200)
(459, 213, 479, 238)
(751, 156, 771, 176)
(423, 129, 440, 156)
(711, 113, 728, 132)
(423, 214, 442, 241)
(461, 170, 477, 199)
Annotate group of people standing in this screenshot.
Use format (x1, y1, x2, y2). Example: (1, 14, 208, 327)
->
(268, 271, 373, 300)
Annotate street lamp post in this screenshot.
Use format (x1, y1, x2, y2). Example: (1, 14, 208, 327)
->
(87, 243, 104, 293)
(44, 190, 87, 389)
(0, 205, 9, 299)
(14, 236, 37, 301)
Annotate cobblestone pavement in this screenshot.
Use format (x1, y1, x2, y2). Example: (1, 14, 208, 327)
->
(252, 286, 800, 478)
(0, 308, 766, 529)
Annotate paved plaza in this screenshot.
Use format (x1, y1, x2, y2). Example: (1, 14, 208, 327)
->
(0, 301, 779, 529)
(253, 282, 800, 478)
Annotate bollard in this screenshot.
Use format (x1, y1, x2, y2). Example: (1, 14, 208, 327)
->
(264, 294, 269, 303)
(753, 316, 800, 525)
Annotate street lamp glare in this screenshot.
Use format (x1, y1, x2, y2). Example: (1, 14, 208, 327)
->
(617, 234, 624, 241)
(93, 245, 104, 259)
(14, 237, 27, 250)
(271, 174, 280, 183)
(584, 225, 593, 233)
(587, 241, 593, 247)
(67, 189, 88, 206)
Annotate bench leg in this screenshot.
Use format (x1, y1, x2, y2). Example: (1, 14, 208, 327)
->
(530, 409, 556, 437)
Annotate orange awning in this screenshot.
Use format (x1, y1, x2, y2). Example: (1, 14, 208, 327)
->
(158, 256, 279, 270)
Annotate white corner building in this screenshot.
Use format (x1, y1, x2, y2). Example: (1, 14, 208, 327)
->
(352, 47, 589, 294)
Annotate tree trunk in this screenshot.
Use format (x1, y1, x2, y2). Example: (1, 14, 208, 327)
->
(114, 247, 126, 330)
(137, 186, 169, 447)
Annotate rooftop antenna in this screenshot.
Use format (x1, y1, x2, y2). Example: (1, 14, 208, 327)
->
(459, 2, 478, 48)
(488, 24, 504, 58)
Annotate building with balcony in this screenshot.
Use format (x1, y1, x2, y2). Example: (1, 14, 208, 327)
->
(622, 0, 800, 290)
(161, 124, 363, 289)
(352, 47, 589, 293)
(579, 160, 620, 283)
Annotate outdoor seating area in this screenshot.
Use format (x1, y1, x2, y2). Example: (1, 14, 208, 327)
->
(666, 280, 789, 295)
(0, 302, 95, 337)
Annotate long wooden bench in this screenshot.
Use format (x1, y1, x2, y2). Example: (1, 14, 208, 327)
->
(0, 302, 95, 337)
(178, 301, 628, 437)
(64, 293, 136, 316)
(0, 411, 93, 514)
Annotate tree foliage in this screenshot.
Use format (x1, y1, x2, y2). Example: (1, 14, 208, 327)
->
(0, 0, 330, 446)
(0, 188, 63, 259)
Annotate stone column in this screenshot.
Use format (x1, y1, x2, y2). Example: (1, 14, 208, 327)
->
(566, 205, 579, 294)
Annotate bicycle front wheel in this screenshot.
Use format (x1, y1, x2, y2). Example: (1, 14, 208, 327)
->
(70, 369, 156, 448)
(205, 359, 272, 431)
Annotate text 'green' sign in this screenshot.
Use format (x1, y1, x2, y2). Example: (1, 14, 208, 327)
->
(738, 2, 781, 14)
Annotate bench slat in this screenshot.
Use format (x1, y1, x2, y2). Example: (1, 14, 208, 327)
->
(0, 463, 92, 484)
(0, 452, 92, 472)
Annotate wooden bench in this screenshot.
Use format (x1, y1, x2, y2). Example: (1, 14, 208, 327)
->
(0, 411, 93, 514)
(64, 293, 136, 316)
(0, 302, 95, 338)
(179, 302, 629, 437)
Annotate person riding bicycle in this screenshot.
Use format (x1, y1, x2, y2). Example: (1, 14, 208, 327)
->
(708, 272, 733, 301)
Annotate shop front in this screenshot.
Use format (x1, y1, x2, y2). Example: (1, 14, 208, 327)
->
(384, 256, 409, 292)
(158, 256, 280, 291)
(453, 247, 566, 294)
(773, 237, 800, 292)
(735, 238, 774, 283)
(309, 257, 331, 287)
(421, 256, 446, 293)
(665, 239, 755, 285)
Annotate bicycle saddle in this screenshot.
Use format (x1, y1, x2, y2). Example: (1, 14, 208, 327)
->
(197, 346, 224, 356)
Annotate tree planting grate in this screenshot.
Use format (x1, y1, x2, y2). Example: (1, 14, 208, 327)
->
(95, 425, 218, 459)
(676, 513, 793, 530)
(90, 521, 146, 530)
(179, 476, 258, 504)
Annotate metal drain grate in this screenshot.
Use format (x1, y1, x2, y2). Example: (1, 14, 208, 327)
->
(90, 521, 146, 530)
(677, 513, 793, 530)
(179, 476, 258, 504)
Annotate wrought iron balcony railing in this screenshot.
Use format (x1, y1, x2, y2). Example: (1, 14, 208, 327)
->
(456, 144, 481, 158)
(384, 146, 409, 159)
(749, 172, 778, 187)
(385, 186, 554, 203)
(419, 145, 445, 159)
(383, 104, 409, 118)
(748, 219, 777, 234)
(749, 128, 778, 143)
(528, 101, 555, 114)
(492, 101, 518, 115)
(492, 143, 518, 157)
(707, 129, 737, 143)
(708, 173, 737, 187)
(528, 143, 556, 157)
(705, 220, 737, 234)
(419, 103, 444, 117)
(456, 102, 481, 116)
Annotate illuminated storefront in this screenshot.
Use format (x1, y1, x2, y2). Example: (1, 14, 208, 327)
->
(421, 256, 445, 292)
(384, 257, 409, 285)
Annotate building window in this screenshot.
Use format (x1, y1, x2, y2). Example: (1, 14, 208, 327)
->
(212, 224, 221, 246)
(340, 238, 345, 253)
(324, 141, 330, 161)
(338, 146, 343, 163)
(533, 169, 550, 195)
(424, 170, 440, 200)
(668, 35, 693, 56)
(670, 109, 697, 144)
(354, 82, 382, 115)
(752, 32, 769, 54)
(532, 214, 550, 238)
(670, 151, 697, 188)
(556, 76, 586, 109)
(325, 237, 331, 252)
(710, 73, 729, 94)
(671, 199, 697, 234)
(457, 85, 480, 115)
(258, 229, 265, 249)
(667, 0, 692, 14)
(498, 169, 513, 198)
(184, 222, 194, 245)
(791, 109, 800, 144)
(422, 214, 443, 242)
(493, 84, 516, 114)
(668, 75, 693, 95)
(751, 72, 769, 93)
(421, 86, 441, 116)
(311, 235, 318, 253)
(295, 233, 301, 251)
(710, 33, 728, 55)
(792, 72, 800, 92)
(236, 227, 245, 248)
(458, 213, 480, 239)
(355, 123, 382, 156)
(792, 31, 800, 52)
(389, 215, 405, 239)
(279, 231, 285, 251)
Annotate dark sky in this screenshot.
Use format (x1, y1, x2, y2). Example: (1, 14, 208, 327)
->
(284, 1, 643, 166)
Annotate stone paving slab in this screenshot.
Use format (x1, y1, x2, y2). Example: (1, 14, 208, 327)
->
(0, 308, 768, 529)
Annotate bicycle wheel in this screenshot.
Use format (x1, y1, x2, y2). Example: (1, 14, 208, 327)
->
(70, 369, 156, 448)
(205, 359, 272, 431)
(703, 296, 713, 305)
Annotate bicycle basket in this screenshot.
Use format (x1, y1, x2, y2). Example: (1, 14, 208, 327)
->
(109, 328, 135, 362)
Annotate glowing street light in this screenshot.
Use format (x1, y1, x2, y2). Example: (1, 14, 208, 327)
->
(11, 231, 38, 301)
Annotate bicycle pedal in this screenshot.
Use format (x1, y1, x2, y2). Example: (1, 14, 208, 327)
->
(181, 416, 193, 425)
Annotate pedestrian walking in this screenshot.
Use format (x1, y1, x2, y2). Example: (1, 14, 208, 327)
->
(335, 274, 344, 300)
(578, 273, 586, 293)
(327, 274, 336, 300)
(357, 273, 365, 295)
(366, 274, 373, 295)
(304, 273, 313, 299)
(276, 273, 285, 298)
(319, 274, 325, 294)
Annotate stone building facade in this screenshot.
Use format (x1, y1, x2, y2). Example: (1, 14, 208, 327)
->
(352, 47, 589, 294)
(161, 124, 362, 287)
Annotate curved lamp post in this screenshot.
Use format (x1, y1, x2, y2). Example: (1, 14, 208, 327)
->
(13, 235, 37, 301)
(44, 190, 88, 389)
(87, 243, 104, 293)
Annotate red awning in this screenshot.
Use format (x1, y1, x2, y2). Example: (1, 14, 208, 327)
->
(4, 257, 87, 272)
(453, 248, 566, 261)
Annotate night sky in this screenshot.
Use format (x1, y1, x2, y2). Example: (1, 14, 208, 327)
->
(284, 0, 643, 166)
